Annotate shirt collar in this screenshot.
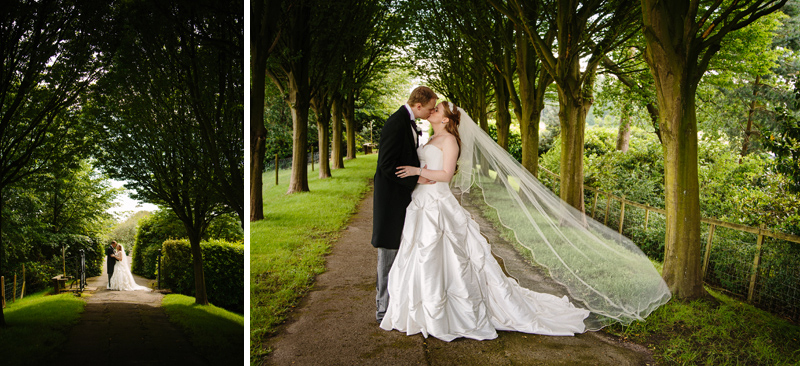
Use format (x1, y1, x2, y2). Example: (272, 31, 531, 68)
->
(403, 104, 415, 121)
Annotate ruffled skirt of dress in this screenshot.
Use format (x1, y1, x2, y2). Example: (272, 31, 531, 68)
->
(379, 186, 590, 342)
(109, 260, 151, 292)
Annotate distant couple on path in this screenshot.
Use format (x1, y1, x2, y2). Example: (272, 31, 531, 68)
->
(106, 240, 151, 292)
(371, 86, 672, 342)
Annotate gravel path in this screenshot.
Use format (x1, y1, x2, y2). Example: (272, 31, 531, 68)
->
(263, 189, 656, 366)
(59, 261, 211, 366)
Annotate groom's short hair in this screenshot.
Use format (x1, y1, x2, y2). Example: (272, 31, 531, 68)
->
(407, 86, 437, 106)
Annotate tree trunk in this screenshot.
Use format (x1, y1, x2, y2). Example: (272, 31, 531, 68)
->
(187, 230, 209, 306)
(616, 106, 631, 152)
(494, 72, 511, 150)
(512, 29, 551, 177)
(331, 96, 345, 169)
(312, 97, 332, 179)
(288, 80, 310, 193)
(0, 189, 5, 327)
(740, 75, 761, 163)
(556, 81, 588, 213)
(642, 0, 706, 299)
(344, 91, 357, 160)
(250, 54, 267, 221)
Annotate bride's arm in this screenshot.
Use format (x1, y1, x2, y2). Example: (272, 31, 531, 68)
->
(113, 251, 122, 261)
(398, 136, 459, 183)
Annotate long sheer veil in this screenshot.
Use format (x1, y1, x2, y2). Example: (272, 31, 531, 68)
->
(451, 105, 671, 329)
(118, 244, 131, 268)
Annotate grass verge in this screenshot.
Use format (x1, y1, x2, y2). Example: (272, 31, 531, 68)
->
(605, 288, 800, 365)
(162, 294, 245, 365)
(250, 154, 377, 360)
(0, 289, 85, 366)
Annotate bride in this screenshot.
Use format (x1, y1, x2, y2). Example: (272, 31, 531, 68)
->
(380, 101, 671, 341)
(109, 243, 151, 292)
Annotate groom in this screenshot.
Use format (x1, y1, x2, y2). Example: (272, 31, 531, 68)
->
(372, 86, 437, 323)
(106, 241, 118, 289)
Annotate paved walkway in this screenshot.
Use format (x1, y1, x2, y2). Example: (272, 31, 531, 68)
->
(264, 190, 656, 366)
(59, 261, 211, 366)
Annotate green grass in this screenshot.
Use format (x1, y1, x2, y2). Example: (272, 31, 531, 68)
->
(0, 289, 85, 366)
(250, 154, 377, 359)
(605, 288, 800, 365)
(162, 294, 245, 365)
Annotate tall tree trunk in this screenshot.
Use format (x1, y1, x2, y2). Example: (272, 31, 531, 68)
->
(187, 230, 208, 305)
(616, 106, 631, 152)
(288, 79, 310, 193)
(740, 75, 761, 163)
(344, 91, 357, 160)
(494, 72, 511, 150)
(556, 80, 589, 213)
(312, 96, 332, 179)
(0, 189, 5, 327)
(250, 53, 267, 221)
(331, 96, 345, 169)
(642, 0, 705, 299)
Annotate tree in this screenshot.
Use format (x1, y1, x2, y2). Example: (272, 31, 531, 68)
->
(0, 0, 107, 327)
(492, 0, 640, 211)
(640, 0, 787, 299)
(92, 0, 241, 306)
(266, 1, 312, 194)
(251, 0, 282, 220)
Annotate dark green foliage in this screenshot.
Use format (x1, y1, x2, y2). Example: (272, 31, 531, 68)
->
(131, 210, 187, 279)
(162, 239, 244, 313)
(131, 210, 243, 279)
(486, 124, 523, 163)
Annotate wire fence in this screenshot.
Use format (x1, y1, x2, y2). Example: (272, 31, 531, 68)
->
(1, 271, 26, 308)
(538, 166, 800, 323)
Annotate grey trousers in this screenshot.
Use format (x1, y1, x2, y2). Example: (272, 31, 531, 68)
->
(376, 247, 399, 322)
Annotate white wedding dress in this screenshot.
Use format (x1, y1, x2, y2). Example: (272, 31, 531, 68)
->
(380, 144, 590, 341)
(109, 246, 151, 292)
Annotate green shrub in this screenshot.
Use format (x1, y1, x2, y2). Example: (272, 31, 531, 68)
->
(131, 210, 188, 278)
(162, 239, 244, 313)
(131, 210, 244, 279)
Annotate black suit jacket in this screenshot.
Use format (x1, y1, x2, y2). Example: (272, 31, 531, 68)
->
(371, 106, 420, 249)
(106, 245, 117, 271)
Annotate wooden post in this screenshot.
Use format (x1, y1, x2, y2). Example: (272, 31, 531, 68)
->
(644, 209, 650, 231)
(21, 264, 25, 299)
(748, 223, 766, 302)
(275, 154, 279, 185)
(618, 196, 626, 234)
(1, 276, 4, 308)
(62, 246, 67, 277)
(311, 145, 315, 171)
(604, 195, 612, 225)
(591, 191, 599, 218)
(13, 274, 17, 303)
(702, 224, 716, 278)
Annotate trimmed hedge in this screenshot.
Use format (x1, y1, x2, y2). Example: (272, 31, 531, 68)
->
(131, 210, 188, 279)
(161, 239, 244, 313)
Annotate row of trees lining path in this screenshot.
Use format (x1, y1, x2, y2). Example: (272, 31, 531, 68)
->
(0, 0, 243, 327)
(253, 0, 790, 303)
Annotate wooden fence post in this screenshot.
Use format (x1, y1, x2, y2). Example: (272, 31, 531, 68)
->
(1, 276, 4, 308)
(604, 195, 612, 225)
(21, 264, 25, 300)
(311, 145, 315, 171)
(618, 196, 626, 234)
(702, 224, 716, 278)
(644, 209, 650, 231)
(275, 154, 279, 185)
(748, 223, 766, 302)
(591, 190, 599, 218)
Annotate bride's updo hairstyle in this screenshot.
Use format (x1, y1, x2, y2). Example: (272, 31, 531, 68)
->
(441, 101, 463, 171)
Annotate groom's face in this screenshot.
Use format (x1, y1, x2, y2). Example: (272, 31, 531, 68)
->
(415, 99, 437, 119)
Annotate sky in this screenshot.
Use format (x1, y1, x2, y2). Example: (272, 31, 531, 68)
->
(107, 179, 158, 220)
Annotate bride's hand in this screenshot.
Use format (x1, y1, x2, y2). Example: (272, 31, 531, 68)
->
(396, 165, 422, 178)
